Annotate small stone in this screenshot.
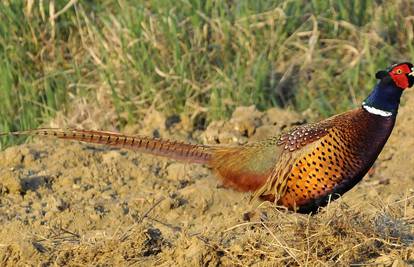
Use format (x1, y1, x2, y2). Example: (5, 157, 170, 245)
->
(251, 125, 280, 141)
(0, 169, 22, 194)
(230, 106, 262, 137)
(265, 107, 301, 126)
(165, 114, 181, 129)
(166, 163, 186, 181)
(102, 151, 122, 165)
(89, 213, 100, 221)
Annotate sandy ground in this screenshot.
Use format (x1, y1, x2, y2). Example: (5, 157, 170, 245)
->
(1, 94, 414, 266)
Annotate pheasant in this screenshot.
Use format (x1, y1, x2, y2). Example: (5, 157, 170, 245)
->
(1, 62, 413, 213)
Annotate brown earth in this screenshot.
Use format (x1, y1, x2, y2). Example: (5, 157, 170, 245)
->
(1, 94, 414, 266)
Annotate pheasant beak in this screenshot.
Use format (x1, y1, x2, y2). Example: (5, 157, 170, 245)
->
(410, 67, 414, 77)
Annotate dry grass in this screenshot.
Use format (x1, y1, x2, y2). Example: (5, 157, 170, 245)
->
(1, 0, 414, 148)
(2, 195, 412, 266)
(214, 200, 414, 266)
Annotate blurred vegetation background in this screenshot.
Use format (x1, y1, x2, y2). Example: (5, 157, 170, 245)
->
(1, 0, 414, 148)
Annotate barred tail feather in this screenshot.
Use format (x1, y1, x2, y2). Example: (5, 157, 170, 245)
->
(1, 128, 213, 164)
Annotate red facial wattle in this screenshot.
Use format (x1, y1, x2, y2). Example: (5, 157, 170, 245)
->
(389, 64, 411, 89)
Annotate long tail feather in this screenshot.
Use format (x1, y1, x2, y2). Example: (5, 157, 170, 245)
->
(0, 128, 213, 164)
(1, 128, 276, 193)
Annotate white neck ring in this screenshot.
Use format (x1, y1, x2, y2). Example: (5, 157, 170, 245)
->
(362, 103, 393, 117)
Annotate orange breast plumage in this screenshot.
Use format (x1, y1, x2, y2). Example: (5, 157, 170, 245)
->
(279, 127, 363, 209)
(266, 108, 396, 213)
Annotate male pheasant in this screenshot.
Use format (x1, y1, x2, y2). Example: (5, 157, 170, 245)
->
(2, 62, 414, 213)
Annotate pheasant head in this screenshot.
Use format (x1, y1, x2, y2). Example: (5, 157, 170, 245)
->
(363, 62, 414, 116)
(376, 62, 414, 89)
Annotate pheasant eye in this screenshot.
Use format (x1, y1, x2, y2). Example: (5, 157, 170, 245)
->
(395, 69, 403, 74)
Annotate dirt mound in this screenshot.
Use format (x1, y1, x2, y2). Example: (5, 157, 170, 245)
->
(0, 99, 413, 265)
